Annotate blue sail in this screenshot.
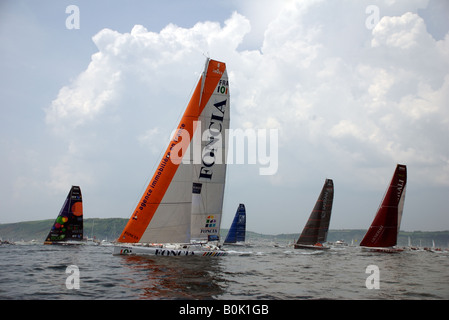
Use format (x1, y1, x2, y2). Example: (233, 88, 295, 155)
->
(224, 204, 246, 244)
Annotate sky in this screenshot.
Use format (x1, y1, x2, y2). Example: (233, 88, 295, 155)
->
(1, 0, 448, 235)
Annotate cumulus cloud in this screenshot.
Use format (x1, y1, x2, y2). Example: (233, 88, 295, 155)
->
(46, 12, 251, 130)
(45, 52, 121, 131)
(43, 0, 449, 231)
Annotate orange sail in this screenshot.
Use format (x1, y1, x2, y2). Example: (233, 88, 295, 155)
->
(118, 59, 229, 243)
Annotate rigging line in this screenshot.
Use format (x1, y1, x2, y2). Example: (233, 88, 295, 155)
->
(169, 58, 206, 143)
(125, 65, 202, 220)
(170, 68, 202, 140)
(126, 153, 161, 220)
(149, 201, 192, 205)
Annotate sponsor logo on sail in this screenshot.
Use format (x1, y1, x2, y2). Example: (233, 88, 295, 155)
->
(198, 99, 227, 181)
(201, 215, 218, 235)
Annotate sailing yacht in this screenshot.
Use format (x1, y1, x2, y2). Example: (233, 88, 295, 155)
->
(295, 179, 334, 250)
(360, 164, 407, 253)
(44, 186, 84, 245)
(114, 58, 233, 257)
(224, 204, 246, 246)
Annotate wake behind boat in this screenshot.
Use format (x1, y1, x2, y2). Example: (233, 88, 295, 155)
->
(44, 186, 84, 245)
(294, 179, 334, 250)
(114, 58, 233, 257)
(360, 164, 407, 253)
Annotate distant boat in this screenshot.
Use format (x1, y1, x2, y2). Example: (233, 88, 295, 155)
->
(360, 164, 407, 253)
(295, 179, 334, 250)
(44, 186, 84, 245)
(332, 240, 348, 247)
(114, 58, 238, 257)
(224, 204, 246, 245)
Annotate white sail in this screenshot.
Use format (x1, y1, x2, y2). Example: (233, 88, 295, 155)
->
(140, 162, 193, 243)
(117, 59, 229, 247)
(190, 60, 230, 241)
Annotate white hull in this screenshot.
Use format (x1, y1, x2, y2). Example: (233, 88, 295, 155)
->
(360, 246, 404, 253)
(113, 243, 243, 257)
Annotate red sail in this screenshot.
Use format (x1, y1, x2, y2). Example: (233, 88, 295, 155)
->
(360, 164, 407, 248)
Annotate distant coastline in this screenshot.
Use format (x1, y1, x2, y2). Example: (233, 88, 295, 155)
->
(1, 218, 448, 248)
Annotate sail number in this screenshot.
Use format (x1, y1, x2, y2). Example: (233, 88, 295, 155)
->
(217, 85, 228, 94)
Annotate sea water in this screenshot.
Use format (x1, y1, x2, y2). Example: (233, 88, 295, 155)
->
(1, 241, 448, 301)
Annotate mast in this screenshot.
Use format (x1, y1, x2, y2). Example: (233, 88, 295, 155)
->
(360, 164, 407, 248)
